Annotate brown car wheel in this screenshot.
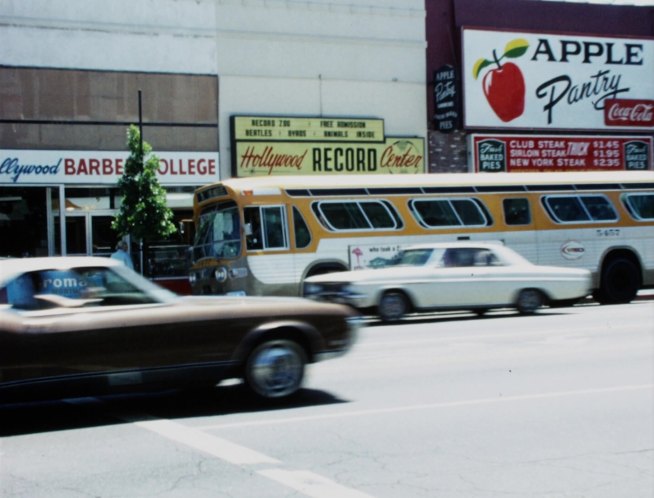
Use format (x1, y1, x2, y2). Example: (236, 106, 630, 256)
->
(244, 339, 306, 399)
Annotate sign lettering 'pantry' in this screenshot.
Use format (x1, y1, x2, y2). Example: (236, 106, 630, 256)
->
(463, 28, 654, 131)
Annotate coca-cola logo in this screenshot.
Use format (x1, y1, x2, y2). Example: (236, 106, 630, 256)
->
(605, 99, 654, 127)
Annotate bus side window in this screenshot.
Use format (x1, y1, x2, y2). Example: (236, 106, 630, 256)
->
(544, 196, 589, 223)
(582, 196, 617, 221)
(503, 198, 531, 225)
(293, 207, 311, 249)
(262, 206, 287, 249)
(623, 193, 654, 220)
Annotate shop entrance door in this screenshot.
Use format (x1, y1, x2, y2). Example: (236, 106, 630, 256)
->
(58, 212, 117, 257)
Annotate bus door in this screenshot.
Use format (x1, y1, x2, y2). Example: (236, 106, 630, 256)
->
(242, 204, 291, 293)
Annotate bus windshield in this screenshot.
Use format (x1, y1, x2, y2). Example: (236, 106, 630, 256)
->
(192, 201, 241, 260)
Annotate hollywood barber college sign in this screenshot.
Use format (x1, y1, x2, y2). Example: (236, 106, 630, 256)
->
(463, 28, 654, 131)
(0, 150, 219, 185)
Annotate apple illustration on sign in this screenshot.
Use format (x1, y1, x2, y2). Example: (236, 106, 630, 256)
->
(473, 38, 529, 122)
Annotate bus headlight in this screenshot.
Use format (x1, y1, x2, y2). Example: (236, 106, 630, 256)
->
(214, 267, 228, 283)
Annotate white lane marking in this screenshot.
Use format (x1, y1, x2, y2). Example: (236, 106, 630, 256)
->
(133, 418, 279, 465)
(127, 416, 374, 497)
(258, 469, 374, 498)
(198, 383, 654, 431)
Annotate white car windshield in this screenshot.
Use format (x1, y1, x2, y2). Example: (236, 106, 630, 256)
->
(394, 248, 443, 266)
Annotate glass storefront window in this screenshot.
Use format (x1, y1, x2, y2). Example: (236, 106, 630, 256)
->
(1, 185, 194, 293)
(0, 187, 49, 257)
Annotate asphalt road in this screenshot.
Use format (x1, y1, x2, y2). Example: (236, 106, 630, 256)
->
(2, 301, 653, 498)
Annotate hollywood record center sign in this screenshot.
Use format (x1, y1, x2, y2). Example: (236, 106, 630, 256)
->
(462, 28, 654, 131)
(232, 116, 425, 176)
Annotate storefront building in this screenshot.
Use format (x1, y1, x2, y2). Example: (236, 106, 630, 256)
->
(426, 0, 654, 173)
(1, 0, 652, 284)
(0, 0, 426, 288)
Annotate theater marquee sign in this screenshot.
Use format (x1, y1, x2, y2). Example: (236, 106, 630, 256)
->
(232, 116, 425, 176)
(462, 28, 654, 131)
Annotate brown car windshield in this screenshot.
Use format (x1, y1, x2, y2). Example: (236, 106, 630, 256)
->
(3, 266, 167, 310)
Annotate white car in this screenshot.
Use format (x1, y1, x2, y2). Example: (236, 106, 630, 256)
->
(303, 242, 592, 321)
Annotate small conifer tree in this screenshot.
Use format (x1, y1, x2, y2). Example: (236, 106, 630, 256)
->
(112, 125, 176, 244)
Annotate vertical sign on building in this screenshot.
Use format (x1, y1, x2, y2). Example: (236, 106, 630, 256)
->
(433, 64, 460, 133)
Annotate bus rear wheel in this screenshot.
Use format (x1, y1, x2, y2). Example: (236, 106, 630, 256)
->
(596, 257, 640, 304)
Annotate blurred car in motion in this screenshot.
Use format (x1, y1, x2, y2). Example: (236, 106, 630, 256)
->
(0, 257, 359, 403)
(303, 242, 591, 322)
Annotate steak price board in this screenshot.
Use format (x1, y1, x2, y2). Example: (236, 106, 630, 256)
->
(471, 134, 652, 172)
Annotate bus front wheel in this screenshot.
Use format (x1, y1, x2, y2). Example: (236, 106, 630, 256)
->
(596, 257, 640, 305)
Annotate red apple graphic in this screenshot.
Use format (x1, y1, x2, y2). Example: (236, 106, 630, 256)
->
(473, 39, 529, 123)
(482, 62, 525, 122)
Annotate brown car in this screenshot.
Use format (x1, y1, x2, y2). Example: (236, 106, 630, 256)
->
(0, 257, 359, 403)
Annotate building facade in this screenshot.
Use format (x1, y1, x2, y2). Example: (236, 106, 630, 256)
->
(0, 0, 426, 288)
(426, 0, 654, 173)
(1, 0, 652, 286)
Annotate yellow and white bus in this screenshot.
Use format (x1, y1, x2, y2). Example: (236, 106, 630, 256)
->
(189, 171, 654, 304)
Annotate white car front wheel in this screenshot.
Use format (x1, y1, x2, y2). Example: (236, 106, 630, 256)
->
(516, 289, 544, 314)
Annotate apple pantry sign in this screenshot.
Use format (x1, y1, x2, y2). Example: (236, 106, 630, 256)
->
(462, 28, 654, 131)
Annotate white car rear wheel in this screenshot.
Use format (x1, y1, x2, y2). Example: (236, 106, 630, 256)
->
(378, 291, 409, 322)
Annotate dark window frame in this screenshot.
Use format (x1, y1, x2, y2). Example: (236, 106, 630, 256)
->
(312, 200, 402, 232)
(409, 197, 491, 228)
(542, 194, 618, 224)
